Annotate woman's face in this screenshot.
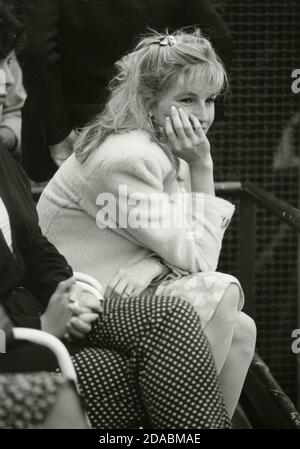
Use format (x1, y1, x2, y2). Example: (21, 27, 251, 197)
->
(149, 76, 217, 134)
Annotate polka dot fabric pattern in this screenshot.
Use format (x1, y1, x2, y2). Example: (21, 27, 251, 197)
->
(72, 348, 144, 428)
(72, 294, 231, 429)
(0, 372, 69, 428)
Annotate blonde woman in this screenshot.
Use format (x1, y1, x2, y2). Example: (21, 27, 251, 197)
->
(38, 29, 256, 419)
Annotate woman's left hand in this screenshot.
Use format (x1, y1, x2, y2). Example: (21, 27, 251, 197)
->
(105, 257, 163, 300)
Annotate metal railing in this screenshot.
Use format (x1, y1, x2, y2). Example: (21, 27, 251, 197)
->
(216, 180, 300, 427)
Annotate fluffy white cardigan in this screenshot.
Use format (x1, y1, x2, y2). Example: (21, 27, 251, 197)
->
(37, 130, 235, 290)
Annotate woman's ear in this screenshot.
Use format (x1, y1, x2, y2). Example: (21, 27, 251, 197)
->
(144, 98, 154, 117)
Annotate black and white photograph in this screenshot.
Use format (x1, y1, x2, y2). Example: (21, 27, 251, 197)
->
(0, 0, 300, 437)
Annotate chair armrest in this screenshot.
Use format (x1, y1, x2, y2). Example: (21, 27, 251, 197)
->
(12, 328, 77, 382)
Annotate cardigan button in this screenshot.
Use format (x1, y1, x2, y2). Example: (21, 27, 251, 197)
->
(222, 217, 230, 229)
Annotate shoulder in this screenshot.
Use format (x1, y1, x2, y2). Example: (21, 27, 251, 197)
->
(92, 130, 174, 179)
(102, 130, 170, 160)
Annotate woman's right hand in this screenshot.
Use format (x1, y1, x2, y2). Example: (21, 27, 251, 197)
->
(164, 106, 212, 169)
(41, 277, 75, 338)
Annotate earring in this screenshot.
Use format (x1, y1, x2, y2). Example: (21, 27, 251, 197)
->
(148, 113, 156, 130)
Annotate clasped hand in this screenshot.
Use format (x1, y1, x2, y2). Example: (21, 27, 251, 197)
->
(41, 277, 102, 340)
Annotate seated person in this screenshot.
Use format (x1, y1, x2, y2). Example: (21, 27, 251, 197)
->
(37, 29, 256, 419)
(0, 2, 25, 157)
(0, 135, 231, 428)
(0, 3, 232, 429)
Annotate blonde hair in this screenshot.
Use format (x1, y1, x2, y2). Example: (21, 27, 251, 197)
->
(75, 28, 228, 172)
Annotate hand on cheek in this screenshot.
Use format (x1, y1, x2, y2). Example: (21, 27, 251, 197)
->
(164, 105, 211, 166)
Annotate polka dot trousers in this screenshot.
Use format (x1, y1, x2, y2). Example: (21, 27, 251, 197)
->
(71, 294, 231, 429)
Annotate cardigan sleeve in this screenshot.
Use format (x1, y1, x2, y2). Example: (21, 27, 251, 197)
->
(1, 288, 42, 330)
(97, 148, 234, 273)
(22, 228, 73, 308)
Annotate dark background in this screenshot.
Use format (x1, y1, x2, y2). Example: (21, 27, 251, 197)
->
(210, 0, 300, 404)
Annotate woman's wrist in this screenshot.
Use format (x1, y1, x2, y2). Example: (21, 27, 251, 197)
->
(189, 156, 213, 172)
(147, 257, 164, 278)
(149, 258, 170, 282)
(189, 157, 214, 195)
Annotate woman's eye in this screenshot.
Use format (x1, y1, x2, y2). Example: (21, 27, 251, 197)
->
(206, 98, 216, 104)
(180, 98, 193, 104)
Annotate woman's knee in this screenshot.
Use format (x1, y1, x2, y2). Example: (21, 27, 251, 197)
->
(167, 295, 200, 322)
(214, 283, 240, 323)
(233, 312, 257, 358)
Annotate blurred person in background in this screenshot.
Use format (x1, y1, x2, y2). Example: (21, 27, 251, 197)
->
(0, 0, 25, 159)
(19, 0, 233, 181)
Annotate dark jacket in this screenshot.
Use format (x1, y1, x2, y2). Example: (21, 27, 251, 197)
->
(0, 141, 72, 329)
(20, 0, 233, 181)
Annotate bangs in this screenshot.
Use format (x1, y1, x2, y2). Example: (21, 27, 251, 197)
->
(177, 62, 227, 96)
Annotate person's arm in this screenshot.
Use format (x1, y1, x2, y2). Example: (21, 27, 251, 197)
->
(98, 144, 234, 274)
(1, 161, 97, 338)
(0, 53, 26, 154)
(9, 158, 74, 309)
(1, 288, 45, 330)
(0, 215, 74, 331)
(22, 0, 72, 146)
(0, 143, 74, 333)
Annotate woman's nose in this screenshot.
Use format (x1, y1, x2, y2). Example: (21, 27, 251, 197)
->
(194, 102, 208, 122)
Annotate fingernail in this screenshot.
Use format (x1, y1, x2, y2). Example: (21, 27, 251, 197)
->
(171, 105, 176, 112)
(178, 107, 183, 113)
(166, 116, 170, 120)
